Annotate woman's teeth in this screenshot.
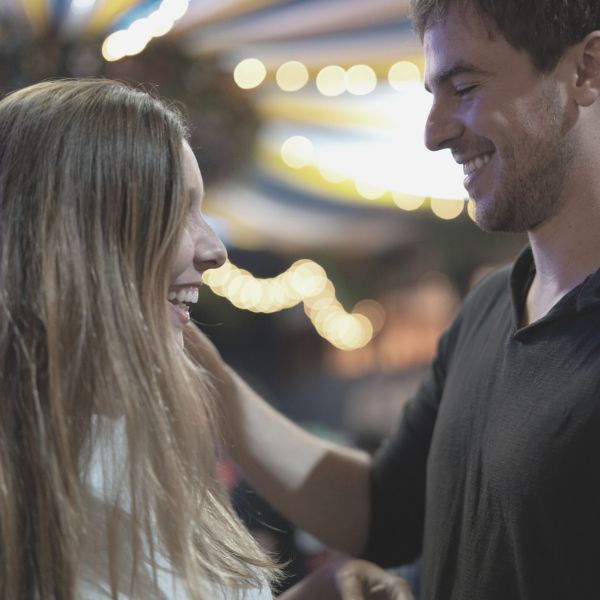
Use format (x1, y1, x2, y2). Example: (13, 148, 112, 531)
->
(167, 288, 199, 305)
(463, 152, 493, 176)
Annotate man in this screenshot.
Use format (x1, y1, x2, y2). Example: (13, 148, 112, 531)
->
(201, 1, 600, 598)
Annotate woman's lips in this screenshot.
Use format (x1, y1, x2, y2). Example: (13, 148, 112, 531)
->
(168, 300, 191, 327)
(167, 285, 200, 328)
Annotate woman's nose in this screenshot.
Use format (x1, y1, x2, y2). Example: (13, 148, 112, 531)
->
(194, 221, 227, 272)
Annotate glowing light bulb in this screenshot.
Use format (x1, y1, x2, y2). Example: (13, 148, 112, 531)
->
(430, 198, 465, 220)
(392, 192, 425, 211)
(467, 199, 477, 223)
(388, 61, 421, 90)
(345, 64, 377, 96)
(281, 136, 315, 169)
(276, 61, 309, 92)
(319, 166, 346, 184)
(124, 19, 151, 56)
(353, 300, 386, 335)
(147, 11, 174, 37)
(356, 181, 385, 200)
(234, 58, 267, 90)
(204, 260, 376, 351)
(102, 30, 130, 61)
(289, 260, 327, 297)
(316, 65, 346, 97)
(158, 0, 189, 21)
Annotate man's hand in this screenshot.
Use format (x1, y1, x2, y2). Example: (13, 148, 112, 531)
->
(278, 559, 414, 600)
(336, 560, 414, 600)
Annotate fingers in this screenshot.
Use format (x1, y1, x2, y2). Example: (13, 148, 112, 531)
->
(335, 560, 415, 600)
(336, 564, 365, 600)
(276, 562, 340, 600)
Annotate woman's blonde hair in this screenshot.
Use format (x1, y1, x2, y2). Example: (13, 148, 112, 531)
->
(0, 79, 274, 599)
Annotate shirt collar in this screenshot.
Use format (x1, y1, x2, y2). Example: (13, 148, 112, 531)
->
(510, 245, 600, 319)
(509, 247, 535, 327)
(576, 267, 600, 311)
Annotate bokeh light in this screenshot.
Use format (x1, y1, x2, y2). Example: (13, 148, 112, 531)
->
(356, 181, 386, 200)
(388, 61, 421, 90)
(467, 199, 477, 223)
(393, 192, 425, 211)
(319, 166, 347, 184)
(102, 31, 130, 62)
(100, 0, 189, 62)
(353, 299, 386, 335)
(159, 0, 189, 21)
(234, 58, 267, 90)
(316, 65, 346, 97)
(345, 64, 378, 95)
(204, 261, 377, 350)
(276, 61, 310, 92)
(430, 198, 465, 220)
(147, 11, 175, 37)
(281, 136, 316, 169)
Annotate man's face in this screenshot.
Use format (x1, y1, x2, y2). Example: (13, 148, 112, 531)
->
(423, 4, 576, 232)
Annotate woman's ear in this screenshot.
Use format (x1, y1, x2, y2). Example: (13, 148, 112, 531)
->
(573, 31, 600, 107)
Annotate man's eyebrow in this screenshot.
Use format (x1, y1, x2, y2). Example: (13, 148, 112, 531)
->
(424, 62, 489, 93)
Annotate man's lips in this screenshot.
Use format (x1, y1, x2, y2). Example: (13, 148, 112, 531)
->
(462, 152, 494, 176)
(457, 151, 495, 193)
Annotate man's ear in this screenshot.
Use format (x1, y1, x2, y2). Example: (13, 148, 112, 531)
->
(573, 31, 600, 107)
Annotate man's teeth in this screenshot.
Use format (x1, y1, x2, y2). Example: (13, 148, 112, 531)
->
(167, 288, 199, 304)
(463, 153, 493, 176)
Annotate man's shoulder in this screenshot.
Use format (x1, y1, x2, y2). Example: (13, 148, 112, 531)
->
(464, 262, 513, 306)
(444, 262, 517, 342)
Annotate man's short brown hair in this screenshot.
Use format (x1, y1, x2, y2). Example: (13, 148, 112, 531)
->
(410, 0, 600, 72)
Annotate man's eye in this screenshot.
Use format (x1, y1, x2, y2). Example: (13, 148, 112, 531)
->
(455, 85, 476, 97)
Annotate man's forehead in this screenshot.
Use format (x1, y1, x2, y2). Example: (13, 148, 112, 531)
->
(423, 5, 499, 89)
(423, 2, 498, 51)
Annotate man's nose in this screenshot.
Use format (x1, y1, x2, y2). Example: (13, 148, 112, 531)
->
(424, 98, 463, 152)
(194, 222, 227, 272)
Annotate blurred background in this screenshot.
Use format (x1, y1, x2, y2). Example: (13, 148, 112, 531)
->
(1, 0, 526, 594)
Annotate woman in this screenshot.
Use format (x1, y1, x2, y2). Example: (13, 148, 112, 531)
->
(0, 79, 275, 599)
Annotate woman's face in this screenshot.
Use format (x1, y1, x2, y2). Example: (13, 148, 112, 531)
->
(167, 141, 227, 347)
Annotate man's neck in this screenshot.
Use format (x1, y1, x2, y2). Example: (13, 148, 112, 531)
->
(524, 199, 600, 325)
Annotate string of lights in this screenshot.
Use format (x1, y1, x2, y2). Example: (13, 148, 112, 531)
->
(102, 0, 190, 61)
(204, 259, 382, 351)
(233, 57, 422, 94)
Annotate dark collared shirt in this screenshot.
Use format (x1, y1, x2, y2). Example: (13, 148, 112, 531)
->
(366, 247, 600, 599)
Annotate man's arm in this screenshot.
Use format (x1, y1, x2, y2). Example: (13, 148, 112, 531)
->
(223, 365, 371, 555)
(186, 327, 372, 556)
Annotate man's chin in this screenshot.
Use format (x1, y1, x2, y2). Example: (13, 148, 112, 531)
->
(470, 196, 524, 233)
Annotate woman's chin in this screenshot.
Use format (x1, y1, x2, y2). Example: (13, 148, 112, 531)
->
(167, 317, 185, 348)
(170, 327, 184, 348)
(167, 302, 188, 348)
